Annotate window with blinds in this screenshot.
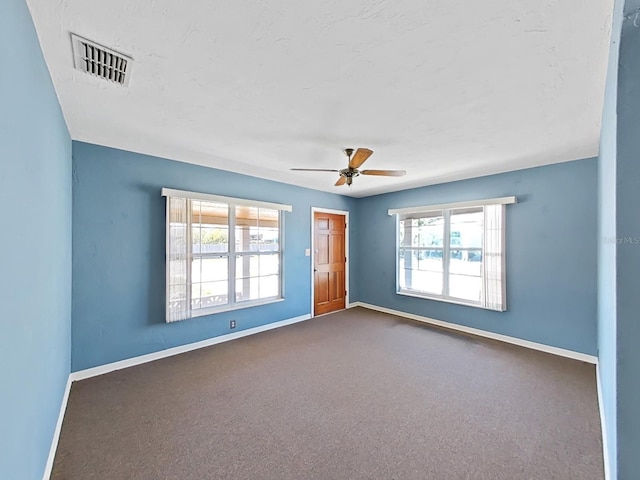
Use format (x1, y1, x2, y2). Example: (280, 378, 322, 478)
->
(162, 188, 292, 322)
(389, 197, 516, 311)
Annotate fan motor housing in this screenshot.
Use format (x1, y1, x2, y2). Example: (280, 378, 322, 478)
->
(339, 167, 359, 185)
(339, 167, 359, 177)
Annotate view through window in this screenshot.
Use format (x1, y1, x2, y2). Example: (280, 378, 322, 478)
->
(164, 189, 290, 322)
(399, 208, 484, 303)
(393, 198, 513, 311)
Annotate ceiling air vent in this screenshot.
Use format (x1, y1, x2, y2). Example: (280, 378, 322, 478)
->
(71, 34, 132, 86)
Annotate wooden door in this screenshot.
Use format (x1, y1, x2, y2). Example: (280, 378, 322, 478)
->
(314, 212, 346, 316)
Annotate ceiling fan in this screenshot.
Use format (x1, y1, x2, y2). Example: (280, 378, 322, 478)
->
(291, 148, 406, 186)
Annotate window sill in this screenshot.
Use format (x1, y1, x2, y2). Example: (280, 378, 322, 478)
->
(191, 297, 285, 318)
(397, 290, 486, 310)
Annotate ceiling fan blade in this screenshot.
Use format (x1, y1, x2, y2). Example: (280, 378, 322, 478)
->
(348, 148, 374, 169)
(360, 169, 406, 177)
(335, 176, 347, 186)
(290, 168, 340, 172)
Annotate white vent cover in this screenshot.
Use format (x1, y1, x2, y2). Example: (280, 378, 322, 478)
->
(71, 34, 132, 86)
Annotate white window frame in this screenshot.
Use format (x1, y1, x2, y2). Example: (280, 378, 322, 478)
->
(162, 188, 292, 322)
(389, 196, 516, 311)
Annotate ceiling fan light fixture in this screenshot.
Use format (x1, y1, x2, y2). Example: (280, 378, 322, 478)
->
(290, 148, 405, 187)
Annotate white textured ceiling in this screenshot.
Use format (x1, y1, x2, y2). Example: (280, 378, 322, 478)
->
(27, 0, 612, 197)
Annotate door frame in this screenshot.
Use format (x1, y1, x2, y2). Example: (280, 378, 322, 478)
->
(310, 207, 350, 317)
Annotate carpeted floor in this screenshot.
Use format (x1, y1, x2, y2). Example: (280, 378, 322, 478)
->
(52, 307, 603, 479)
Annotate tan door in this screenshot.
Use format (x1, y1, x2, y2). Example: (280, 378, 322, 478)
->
(314, 212, 346, 316)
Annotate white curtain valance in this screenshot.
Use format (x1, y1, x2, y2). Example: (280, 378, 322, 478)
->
(388, 196, 517, 217)
(161, 188, 292, 212)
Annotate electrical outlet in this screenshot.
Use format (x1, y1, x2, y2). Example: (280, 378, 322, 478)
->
(230, 320, 236, 329)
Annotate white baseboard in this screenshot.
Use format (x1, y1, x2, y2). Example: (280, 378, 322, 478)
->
(42, 375, 72, 480)
(353, 301, 606, 473)
(70, 314, 311, 382)
(596, 364, 611, 480)
(44, 313, 311, 478)
(351, 302, 598, 364)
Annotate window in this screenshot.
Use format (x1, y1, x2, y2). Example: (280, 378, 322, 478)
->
(390, 197, 516, 311)
(162, 188, 292, 322)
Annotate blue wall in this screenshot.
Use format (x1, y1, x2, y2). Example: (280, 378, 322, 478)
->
(355, 159, 598, 355)
(615, 4, 640, 477)
(597, 0, 640, 477)
(0, 1, 72, 479)
(597, 0, 623, 477)
(71, 142, 356, 371)
(0, 0, 622, 477)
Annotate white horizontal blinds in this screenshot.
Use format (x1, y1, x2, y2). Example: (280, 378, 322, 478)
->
(166, 196, 190, 323)
(482, 204, 506, 311)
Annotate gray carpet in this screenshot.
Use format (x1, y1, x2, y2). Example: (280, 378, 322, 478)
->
(52, 307, 603, 479)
